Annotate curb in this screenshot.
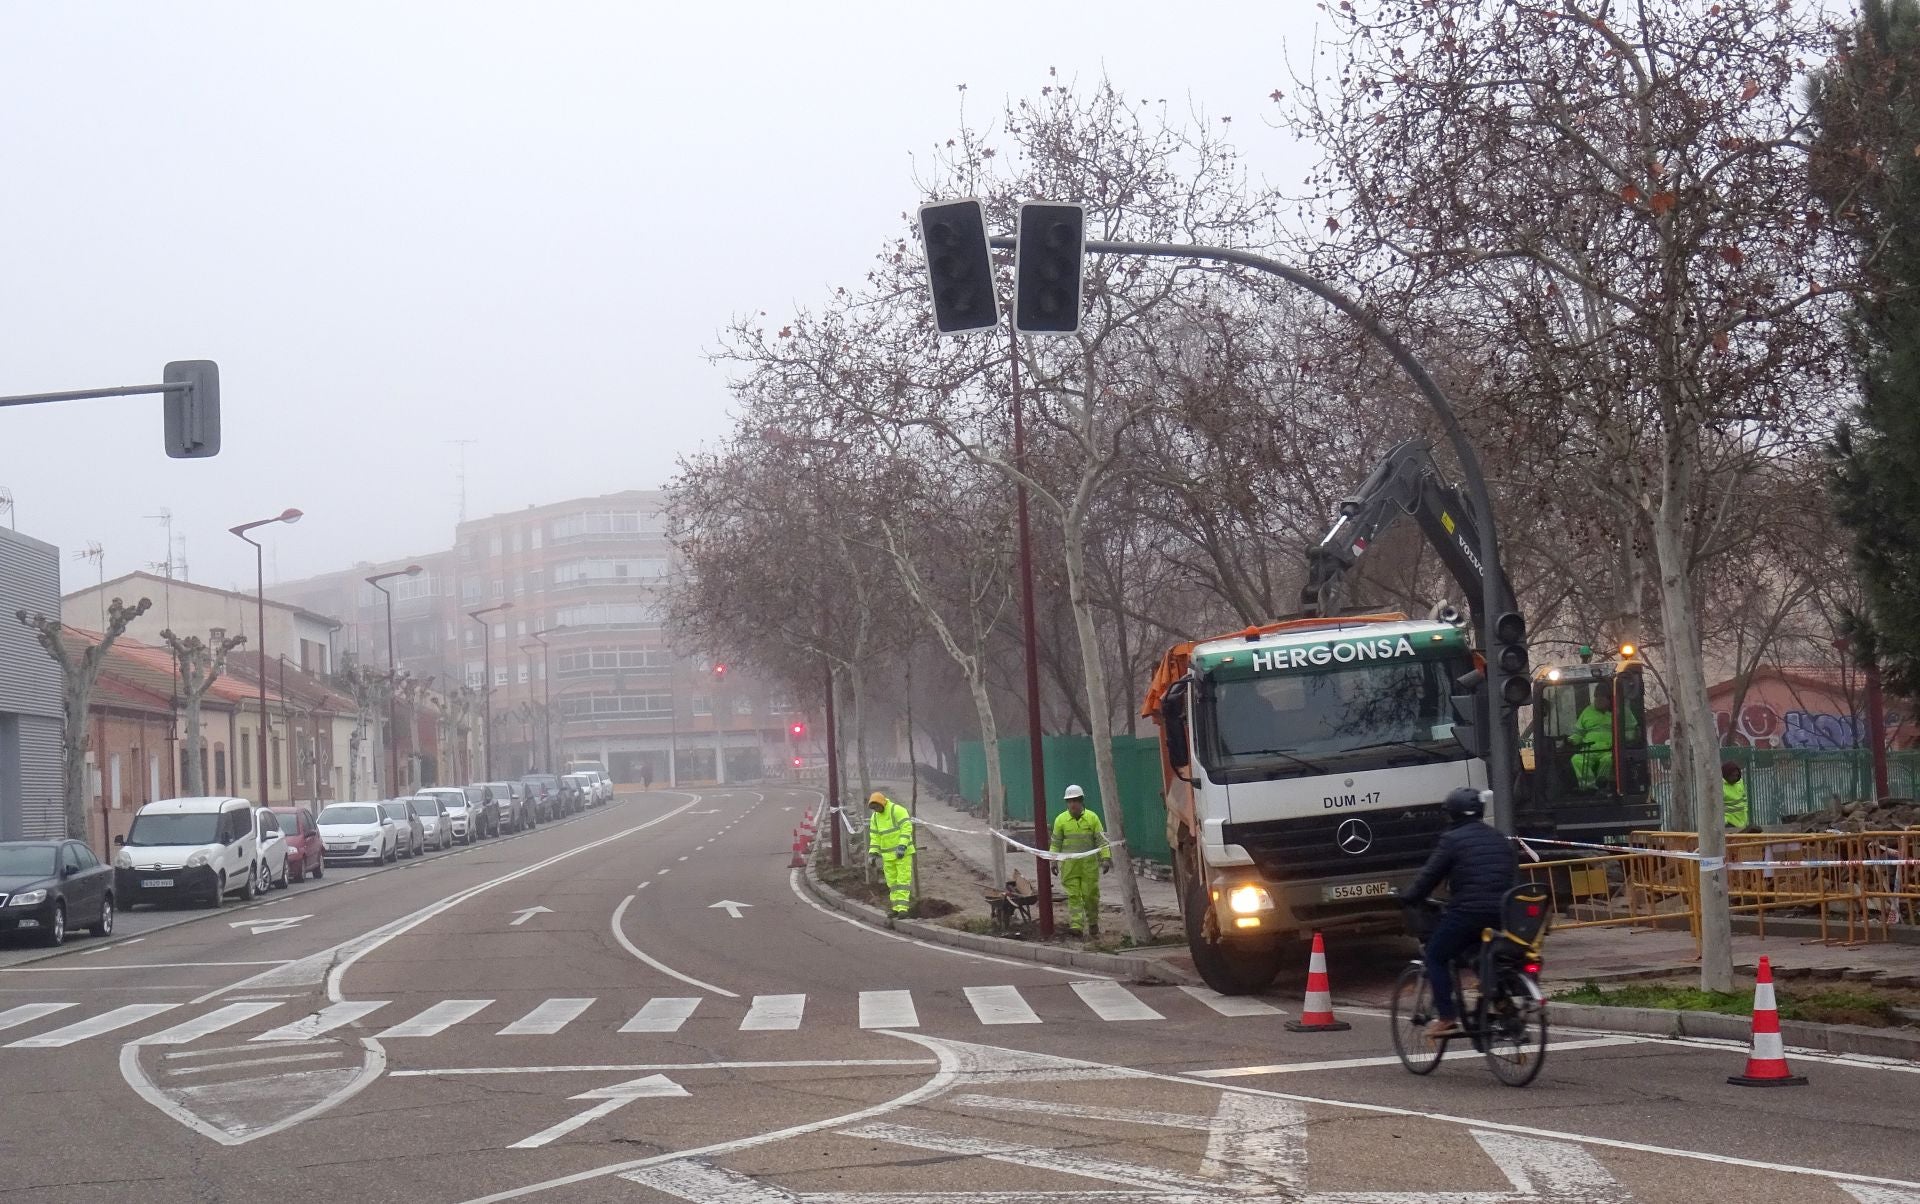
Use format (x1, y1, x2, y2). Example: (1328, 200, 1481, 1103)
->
(800, 861, 1200, 986)
(0, 796, 632, 971)
(1549, 1001, 1920, 1061)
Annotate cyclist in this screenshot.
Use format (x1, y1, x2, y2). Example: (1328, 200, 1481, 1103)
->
(1397, 787, 1517, 1039)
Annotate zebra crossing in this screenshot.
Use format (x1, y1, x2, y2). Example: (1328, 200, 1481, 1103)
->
(0, 983, 1284, 1052)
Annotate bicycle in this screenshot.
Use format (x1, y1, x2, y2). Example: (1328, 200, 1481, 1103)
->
(1390, 883, 1552, 1087)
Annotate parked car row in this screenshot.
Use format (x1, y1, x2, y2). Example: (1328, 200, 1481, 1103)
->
(0, 773, 622, 947)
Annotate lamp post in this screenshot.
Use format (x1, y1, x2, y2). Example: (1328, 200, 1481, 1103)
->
(467, 602, 513, 780)
(366, 564, 423, 795)
(229, 508, 302, 806)
(523, 626, 563, 774)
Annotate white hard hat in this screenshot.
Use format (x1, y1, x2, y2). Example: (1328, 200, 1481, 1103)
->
(1063, 784, 1085, 801)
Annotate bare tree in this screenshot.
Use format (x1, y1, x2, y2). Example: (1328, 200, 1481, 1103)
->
(16, 596, 152, 839)
(160, 628, 248, 797)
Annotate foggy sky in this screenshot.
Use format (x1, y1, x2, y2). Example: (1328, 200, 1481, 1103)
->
(0, 1, 1316, 599)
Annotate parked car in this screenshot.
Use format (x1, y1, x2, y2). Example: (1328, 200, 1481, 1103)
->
(583, 770, 612, 805)
(483, 781, 532, 833)
(380, 800, 426, 858)
(462, 784, 501, 838)
(567, 759, 609, 782)
(268, 806, 325, 883)
(316, 802, 397, 865)
(522, 774, 562, 821)
(562, 772, 595, 811)
(114, 797, 261, 909)
(0, 840, 115, 945)
(253, 806, 291, 893)
(408, 794, 454, 851)
(416, 788, 478, 844)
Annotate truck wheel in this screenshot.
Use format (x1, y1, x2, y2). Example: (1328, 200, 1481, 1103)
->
(1184, 873, 1284, 995)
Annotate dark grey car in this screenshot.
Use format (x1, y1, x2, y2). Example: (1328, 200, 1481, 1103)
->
(0, 840, 114, 946)
(379, 800, 426, 859)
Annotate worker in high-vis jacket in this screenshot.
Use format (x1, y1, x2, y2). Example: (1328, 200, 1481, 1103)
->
(1722, 761, 1750, 830)
(866, 791, 915, 921)
(1049, 784, 1112, 938)
(1570, 689, 1615, 790)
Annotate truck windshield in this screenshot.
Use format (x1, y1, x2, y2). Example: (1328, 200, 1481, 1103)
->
(1199, 657, 1471, 781)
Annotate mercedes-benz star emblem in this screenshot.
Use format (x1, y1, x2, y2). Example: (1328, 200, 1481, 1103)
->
(1337, 817, 1373, 855)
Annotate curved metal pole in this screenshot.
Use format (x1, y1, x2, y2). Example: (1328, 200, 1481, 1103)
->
(989, 235, 1517, 831)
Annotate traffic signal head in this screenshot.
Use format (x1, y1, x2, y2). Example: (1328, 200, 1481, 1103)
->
(162, 360, 221, 459)
(1494, 611, 1530, 707)
(917, 199, 1000, 335)
(713, 663, 727, 678)
(1013, 202, 1085, 334)
(792, 756, 803, 767)
(789, 722, 805, 737)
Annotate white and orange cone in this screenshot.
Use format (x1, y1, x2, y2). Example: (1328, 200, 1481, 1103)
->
(1285, 931, 1352, 1032)
(1728, 956, 1807, 1087)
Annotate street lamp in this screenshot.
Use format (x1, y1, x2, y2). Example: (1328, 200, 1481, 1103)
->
(522, 625, 564, 774)
(467, 602, 513, 780)
(229, 508, 302, 806)
(367, 564, 423, 795)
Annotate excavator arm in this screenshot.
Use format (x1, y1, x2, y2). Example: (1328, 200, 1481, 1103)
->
(1300, 438, 1518, 621)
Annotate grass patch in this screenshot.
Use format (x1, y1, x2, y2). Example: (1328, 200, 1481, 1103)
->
(1556, 981, 1904, 1027)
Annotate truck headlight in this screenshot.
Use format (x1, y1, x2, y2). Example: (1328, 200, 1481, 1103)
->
(1227, 884, 1275, 915)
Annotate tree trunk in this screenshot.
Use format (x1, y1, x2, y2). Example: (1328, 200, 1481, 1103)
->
(848, 664, 872, 810)
(969, 677, 1010, 885)
(62, 684, 90, 840)
(1651, 466, 1733, 993)
(181, 692, 206, 796)
(1061, 517, 1152, 944)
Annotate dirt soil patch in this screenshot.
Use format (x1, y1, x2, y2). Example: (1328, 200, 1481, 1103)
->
(1556, 974, 1920, 1029)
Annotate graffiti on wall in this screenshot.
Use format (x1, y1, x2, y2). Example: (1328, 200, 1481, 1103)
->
(1648, 703, 1905, 750)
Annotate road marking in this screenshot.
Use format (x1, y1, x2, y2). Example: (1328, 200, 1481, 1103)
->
(163, 1050, 344, 1077)
(965, 985, 1041, 1025)
(500, 998, 595, 1036)
(378, 999, 492, 1038)
(167, 1040, 327, 1059)
(740, 993, 806, 1030)
(1178, 985, 1283, 1017)
(947, 1094, 1214, 1131)
(620, 997, 701, 1033)
(677, 855, 688, 862)
(1190, 1037, 1640, 1078)
(393, 1058, 936, 1077)
(842, 1122, 1230, 1193)
(1202, 1093, 1305, 1190)
(859, 990, 919, 1029)
(509, 1073, 688, 1149)
(658, 867, 672, 875)
(610, 895, 738, 998)
(0, 1002, 76, 1032)
(1, 961, 290, 972)
(509, 906, 553, 927)
(135, 1002, 283, 1046)
(7, 1002, 178, 1047)
(709, 899, 752, 919)
(1072, 980, 1163, 1021)
(252, 1000, 388, 1042)
(636, 881, 651, 890)
(230, 914, 311, 935)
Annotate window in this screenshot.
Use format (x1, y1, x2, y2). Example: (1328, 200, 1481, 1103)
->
(510, 528, 522, 554)
(465, 628, 477, 647)
(517, 663, 530, 684)
(240, 733, 253, 788)
(552, 602, 659, 630)
(444, 621, 456, 641)
(465, 662, 483, 687)
(462, 579, 482, 602)
(691, 695, 712, 716)
(71, 843, 98, 870)
(62, 844, 82, 875)
(493, 623, 506, 641)
(530, 528, 543, 550)
(525, 569, 543, 593)
(552, 558, 668, 588)
(516, 620, 528, 637)
(489, 533, 503, 557)
(110, 754, 123, 809)
(549, 510, 647, 541)
(494, 668, 509, 686)
(558, 693, 674, 719)
(272, 736, 283, 788)
(259, 810, 281, 836)
(214, 746, 228, 794)
(491, 579, 505, 599)
(460, 538, 478, 561)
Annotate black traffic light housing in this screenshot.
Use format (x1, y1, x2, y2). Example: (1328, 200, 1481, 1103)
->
(917, 199, 1000, 335)
(162, 360, 221, 459)
(1013, 202, 1085, 334)
(1494, 611, 1530, 708)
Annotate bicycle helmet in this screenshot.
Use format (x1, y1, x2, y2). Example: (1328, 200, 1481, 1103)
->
(1443, 786, 1489, 821)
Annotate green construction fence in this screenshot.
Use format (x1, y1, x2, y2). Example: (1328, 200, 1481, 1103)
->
(956, 735, 1171, 865)
(1650, 745, 1920, 829)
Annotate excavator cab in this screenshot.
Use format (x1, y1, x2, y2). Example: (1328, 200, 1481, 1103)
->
(1520, 651, 1654, 831)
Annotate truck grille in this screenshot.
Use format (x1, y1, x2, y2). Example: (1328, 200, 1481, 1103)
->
(1225, 805, 1450, 879)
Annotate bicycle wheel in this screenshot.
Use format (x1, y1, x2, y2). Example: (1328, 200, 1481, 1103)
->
(1482, 971, 1549, 1087)
(1389, 962, 1446, 1075)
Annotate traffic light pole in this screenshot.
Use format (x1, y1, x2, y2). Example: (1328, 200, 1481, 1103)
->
(1008, 327, 1055, 938)
(986, 234, 1517, 832)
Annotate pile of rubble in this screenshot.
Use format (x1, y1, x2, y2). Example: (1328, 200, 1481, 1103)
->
(1779, 799, 1920, 832)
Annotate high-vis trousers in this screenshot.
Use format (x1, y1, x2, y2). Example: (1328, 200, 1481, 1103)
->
(882, 852, 914, 916)
(1060, 857, 1100, 933)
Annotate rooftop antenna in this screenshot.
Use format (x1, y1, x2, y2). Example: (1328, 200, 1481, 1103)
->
(73, 542, 105, 629)
(146, 510, 179, 694)
(448, 439, 478, 524)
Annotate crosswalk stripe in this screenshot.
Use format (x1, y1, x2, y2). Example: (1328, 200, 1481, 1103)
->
(6, 1003, 179, 1048)
(499, 998, 595, 1036)
(1071, 980, 1164, 1021)
(620, 997, 701, 1033)
(136, 1002, 283, 1046)
(1179, 985, 1283, 1017)
(965, 985, 1040, 1025)
(378, 999, 492, 1038)
(740, 994, 806, 1031)
(252, 1000, 389, 1042)
(859, 990, 919, 1029)
(0, 1002, 77, 1033)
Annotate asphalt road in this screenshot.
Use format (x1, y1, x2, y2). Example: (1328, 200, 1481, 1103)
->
(2, 785, 1916, 1204)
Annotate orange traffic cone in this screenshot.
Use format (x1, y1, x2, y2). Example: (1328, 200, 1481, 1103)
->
(1728, 956, 1807, 1087)
(1285, 931, 1352, 1032)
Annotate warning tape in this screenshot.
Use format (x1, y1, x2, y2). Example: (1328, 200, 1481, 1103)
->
(1515, 835, 1920, 873)
(829, 806, 1120, 863)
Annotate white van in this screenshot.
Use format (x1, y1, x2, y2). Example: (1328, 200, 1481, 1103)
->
(113, 797, 260, 909)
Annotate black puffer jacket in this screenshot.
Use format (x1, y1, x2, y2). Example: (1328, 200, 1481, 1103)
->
(1403, 819, 1517, 916)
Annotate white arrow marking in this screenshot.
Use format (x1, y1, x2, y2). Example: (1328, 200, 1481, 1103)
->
(509, 906, 553, 927)
(229, 915, 311, 936)
(509, 1074, 687, 1149)
(709, 900, 752, 919)
(689, 809, 719, 814)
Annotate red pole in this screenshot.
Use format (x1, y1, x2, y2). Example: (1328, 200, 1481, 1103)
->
(1009, 329, 1055, 938)
(824, 656, 842, 866)
(1867, 661, 1890, 799)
